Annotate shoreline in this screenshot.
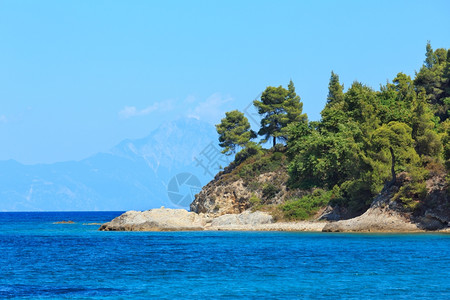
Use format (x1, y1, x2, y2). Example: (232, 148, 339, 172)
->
(98, 223, 450, 233)
(98, 208, 450, 233)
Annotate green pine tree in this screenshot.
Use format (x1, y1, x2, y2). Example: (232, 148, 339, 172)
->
(327, 71, 344, 105)
(280, 80, 308, 139)
(321, 71, 346, 133)
(216, 110, 256, 155)
(411, 89, 442, 157)
(425, 41, 438, 69)
(254, 81, 306, 147)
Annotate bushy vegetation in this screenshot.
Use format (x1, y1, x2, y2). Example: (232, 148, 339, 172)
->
(249, 193, 262, 210)
(281, 189, 332, 220)
(262, 183, 280, 199)
(216, 42, 450, 215)
(234, 142, 263, 166)
(236, 150, 286, 181)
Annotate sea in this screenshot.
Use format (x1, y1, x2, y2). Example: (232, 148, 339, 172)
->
(0, 212, 449, 299)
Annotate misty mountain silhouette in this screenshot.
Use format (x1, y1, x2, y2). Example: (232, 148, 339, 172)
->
(0, 118, 226, 211)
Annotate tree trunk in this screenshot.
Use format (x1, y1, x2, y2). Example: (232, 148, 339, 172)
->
(273, 136, 276, 148)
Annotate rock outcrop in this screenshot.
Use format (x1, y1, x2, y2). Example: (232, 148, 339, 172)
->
(99, 208, 278, 231)
(322, 173, 450, 232)
(99, 208, 208, 231)
(322, 206, 421, 232)
(191, 178, 251, 217)
(415, 174, 450, 230)
(210, 211, 273, 228)
(191, 167, 293, 217)
(98, 207, 331, 232)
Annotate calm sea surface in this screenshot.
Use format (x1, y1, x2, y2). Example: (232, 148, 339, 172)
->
(0, 212, 449, 299)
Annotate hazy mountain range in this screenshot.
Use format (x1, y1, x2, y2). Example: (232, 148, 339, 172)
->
(0, 118, 229, 211)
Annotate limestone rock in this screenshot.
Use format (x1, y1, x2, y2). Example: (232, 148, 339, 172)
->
(191, 170, 290, 217)
(99, 209, 278, 232)
(191, 179, 250, 217)
(210, 211, 273, 228)
(322, 206, 421, 232)
(99, 208, 207, 231)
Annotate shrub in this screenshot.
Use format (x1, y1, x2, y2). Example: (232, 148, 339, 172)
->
(236, 151, 286, 181)
(393, 181, 427, 211)
(262, 183, 280, 199)
(235, 142, 263, 166)
(249, 194, 262, 206)
(423, 157, 446, 177)
(329, 180, 373, 215)
(273, 144, 287, 153)
(271, 151, 284, 161)
(281, 189, 332, 220)
(247, 181, 261, 191)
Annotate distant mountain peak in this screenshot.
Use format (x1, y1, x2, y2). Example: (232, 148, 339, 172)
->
(110, 117, 219, 167)
(0, 117, 223, 211)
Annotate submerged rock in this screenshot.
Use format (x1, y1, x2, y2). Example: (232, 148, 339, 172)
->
(53, 220, 75, 224)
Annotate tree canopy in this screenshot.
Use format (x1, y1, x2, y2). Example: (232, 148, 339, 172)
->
(253, 80, 307, 147)
(216, 110, 255, 155)
(217, 42, 450, 216)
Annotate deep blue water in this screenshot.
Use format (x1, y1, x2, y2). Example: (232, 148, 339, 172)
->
(0, 212, 449, 299)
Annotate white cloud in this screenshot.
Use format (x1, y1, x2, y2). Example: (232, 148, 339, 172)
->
(187, 93, 234, 124)
(119, 100, 174, 119)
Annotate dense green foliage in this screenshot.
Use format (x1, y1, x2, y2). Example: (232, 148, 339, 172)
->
(253, 80, 307, 147)
(236, 149, 286, 182)
(286, 43, 449, 214)
(216, 110, 255, 155)
(281, 189, 332, 220)
(217, 42, 450, 218)
(414, 42, 450, 121)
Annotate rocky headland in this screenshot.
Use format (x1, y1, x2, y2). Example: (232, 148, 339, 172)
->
(100, 45, 450, 233)
(100, 151, 450, 233)
(100, 168, 450, 233)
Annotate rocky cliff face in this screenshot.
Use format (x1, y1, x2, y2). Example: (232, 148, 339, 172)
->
(415, 173, 450, 230)
(323, 182, 422, 232)
(323, 173, 449, 232)
(190, 158, 294, 217)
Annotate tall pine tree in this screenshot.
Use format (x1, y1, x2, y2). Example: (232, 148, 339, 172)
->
(254, 81, 306, 147)
(216, 110, 255, 155)
(321, 71, 346, 133)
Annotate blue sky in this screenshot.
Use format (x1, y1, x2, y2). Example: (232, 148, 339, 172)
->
(1, 0, 449, 164)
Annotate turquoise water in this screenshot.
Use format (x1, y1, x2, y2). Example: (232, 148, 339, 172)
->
(0, 212, 449, 299)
